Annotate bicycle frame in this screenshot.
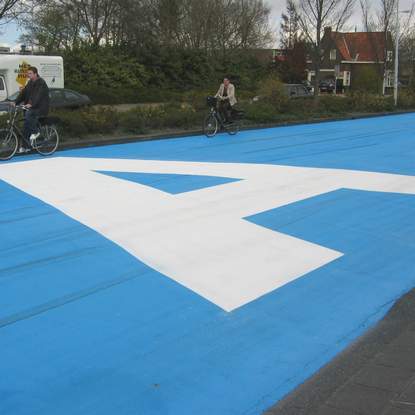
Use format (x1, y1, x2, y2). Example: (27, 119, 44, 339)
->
(3, 105, 59, 156)
(6, 106, 31, 148)
(209, 106, 226, 128)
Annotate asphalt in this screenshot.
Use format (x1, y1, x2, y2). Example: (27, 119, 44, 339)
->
(9, 112, 415, 415)
(58, 113, 415, 415)
(59, 114, 415, 415)
(264, 288, 415, 415)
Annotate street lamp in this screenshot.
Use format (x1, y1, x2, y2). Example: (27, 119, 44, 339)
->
(394, 1, 411, 106)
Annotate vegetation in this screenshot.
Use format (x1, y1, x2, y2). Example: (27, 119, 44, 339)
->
(52, 90, 413, 141)
(15, 0, 274, 104)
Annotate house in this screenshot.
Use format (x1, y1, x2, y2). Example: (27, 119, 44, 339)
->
(307, 27, 394, 93)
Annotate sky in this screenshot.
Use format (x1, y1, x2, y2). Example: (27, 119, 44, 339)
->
(1, 0, 414, 49)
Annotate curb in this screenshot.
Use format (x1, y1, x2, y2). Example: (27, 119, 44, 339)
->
(264, 287, 415, 414)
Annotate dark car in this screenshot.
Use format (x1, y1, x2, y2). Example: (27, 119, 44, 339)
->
(319, 80, 335, 93)
(0, 88, 91, 112)
(284, 84, 313, 98)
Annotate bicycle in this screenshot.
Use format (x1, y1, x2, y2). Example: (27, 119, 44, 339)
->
(0, 104, 59, 161)
(203, 96, 243, 138)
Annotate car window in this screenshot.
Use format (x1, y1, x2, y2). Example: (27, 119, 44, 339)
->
(50, 89, 64, 103)
(287, 86, 297, 96)
(64, 91, 79, 101)
(0, 78, 4, 90)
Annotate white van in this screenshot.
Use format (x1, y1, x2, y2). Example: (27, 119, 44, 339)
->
(0, 55, 64, 101)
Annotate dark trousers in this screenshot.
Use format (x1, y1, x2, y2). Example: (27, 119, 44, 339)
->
(218, 100, 232, 122)
(24, 110, 39, 146)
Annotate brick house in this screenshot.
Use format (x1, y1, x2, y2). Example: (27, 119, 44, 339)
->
(307, 27, 394, 93)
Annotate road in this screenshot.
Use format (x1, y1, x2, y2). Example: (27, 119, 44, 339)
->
(1, 113, 415, 415)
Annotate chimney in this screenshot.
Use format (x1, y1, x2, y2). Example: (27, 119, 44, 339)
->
(324, 27, 332, 36)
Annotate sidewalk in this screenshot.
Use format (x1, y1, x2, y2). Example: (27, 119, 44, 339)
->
(265, 288, 415, 415)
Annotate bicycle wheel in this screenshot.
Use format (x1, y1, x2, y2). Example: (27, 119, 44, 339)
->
(204, 114, 218, 137)
(225, 121, 239, 135)
(0, 129, 18, 161)
(35, 125, 59, 156)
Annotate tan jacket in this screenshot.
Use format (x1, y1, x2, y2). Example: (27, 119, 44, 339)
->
(215, 83, 237, 106)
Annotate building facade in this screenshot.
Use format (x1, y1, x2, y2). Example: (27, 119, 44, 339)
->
(307, 27, 394, 93)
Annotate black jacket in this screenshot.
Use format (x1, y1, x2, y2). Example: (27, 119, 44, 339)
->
(15, 77, 50, 117)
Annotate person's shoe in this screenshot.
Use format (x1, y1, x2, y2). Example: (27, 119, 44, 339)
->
(29, 132, 40, 146)
(18, 147, 31, 154)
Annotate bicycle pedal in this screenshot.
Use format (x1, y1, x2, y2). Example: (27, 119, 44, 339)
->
(18, 147, 31, 154)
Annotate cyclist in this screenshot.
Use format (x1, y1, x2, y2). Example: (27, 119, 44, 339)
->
(13, 66, 50, 152)
(215, 77, 237, 123)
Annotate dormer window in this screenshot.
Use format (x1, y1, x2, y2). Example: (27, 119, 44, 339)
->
(330, 49, 337, 60)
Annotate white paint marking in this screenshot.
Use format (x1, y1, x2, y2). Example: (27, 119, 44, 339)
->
(1, 157, 415, 311)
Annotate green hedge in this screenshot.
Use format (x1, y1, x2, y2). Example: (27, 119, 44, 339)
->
(51, 91, 415, 140)
(54, 104, 205, 138)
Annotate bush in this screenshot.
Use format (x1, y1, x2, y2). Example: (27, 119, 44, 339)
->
(181, 90, 213, 111)
(64, 46, 148, 97)
(352, 66, 383, 93)
(159, 104, 203, 129)
(118, 109, 147, 134)
(0, 113, 9, 129)
(80, 107, 119, 134)
(316, 95, 353, 114)
(52, 107, 118, 137)
(52, 110, 88, 137)
(397, 90, 415, 109)
(117, 103, 203, 133)
(257, 76, 289, 112)
(349, 92, 394, 112)
(244, 102, 281, 124)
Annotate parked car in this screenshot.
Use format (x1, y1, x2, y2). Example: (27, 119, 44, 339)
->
(284, 84, 313, 98)
(251, 83, 313, 103)
(0, 88, 91, 112)
(319, 80, 335, 93)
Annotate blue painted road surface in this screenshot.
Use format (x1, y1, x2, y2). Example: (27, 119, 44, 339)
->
(2, 114, 415, 414)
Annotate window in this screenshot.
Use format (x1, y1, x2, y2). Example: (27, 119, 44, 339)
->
(343, 71, 351, 86)
(330, 49, 337, 60)
(64, 91, 79, 101)
(50, 89, 64, 102)
(0, 77, 4, 90)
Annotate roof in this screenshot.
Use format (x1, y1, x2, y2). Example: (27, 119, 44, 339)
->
(328, 31, 390, 61)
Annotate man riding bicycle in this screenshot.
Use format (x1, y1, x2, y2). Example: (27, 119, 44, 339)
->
(14, 66, 50, 152)
(215, 77, 237, 123)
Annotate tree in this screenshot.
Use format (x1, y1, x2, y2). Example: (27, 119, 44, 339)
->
(0, 0, 21, 22)
(279, 0, 301, 49)
(294, 0, 355, 96)
(20, 0, 82, 52)
(360, 0, 414, 94)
